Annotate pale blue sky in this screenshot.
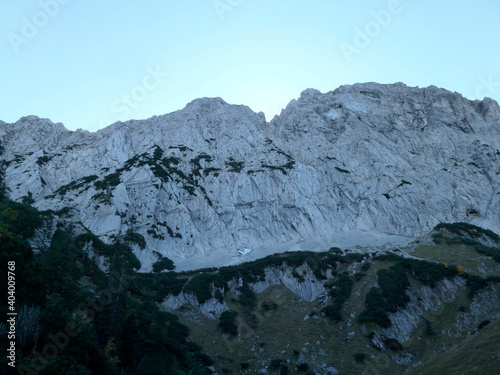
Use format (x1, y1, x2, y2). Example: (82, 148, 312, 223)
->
(1, 0, 499, 132)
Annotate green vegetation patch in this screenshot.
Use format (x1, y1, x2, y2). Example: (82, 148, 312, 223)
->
(359, 254, 457, 327)
(152, 257, 175, 273)
(259, 147, 295, 175)
(432, 231, 500, 263)
(190, 156, 209, 177)
(54, 175, 98, 196)
(377, 263, 410, 312)
(434, 222, 500, 243)
(216, 250, 361, 285)
(353, 353, 366, 363)
(465, 274, 500, 298)
(36, 154, 53, 165)
(323, 272, 353, 321)
(147, 226, 165, 240)
(237, 284, 257, 309)
(225, 158, 244, 173)
(218, 310, 238, 336)
(135, 271, 186, 301)
(125, 230, 146, 249)
(183, 273, 227, 304)
(260, 161, 295, 175)
(357, 263, 410, 328)
(203, 167, 222, 177)
(169, 145, 192, 153)
(0, 189, 215, 374)
(94, 172, 121, 190)
(378, 252, 457, 287)
(358, 287, 391, 328)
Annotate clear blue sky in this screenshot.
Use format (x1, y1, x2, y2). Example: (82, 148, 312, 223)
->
(1, 0, 499, 132)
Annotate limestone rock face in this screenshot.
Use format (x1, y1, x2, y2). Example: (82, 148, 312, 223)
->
(250, 265, 326, 302)
(1, 83, 499, 270)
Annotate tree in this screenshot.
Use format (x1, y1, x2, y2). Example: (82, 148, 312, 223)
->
(358, 287, 391, 328)
(152, 257, 175, 273)
(218, 311, 238, 336)
(30, 217, 55, 253)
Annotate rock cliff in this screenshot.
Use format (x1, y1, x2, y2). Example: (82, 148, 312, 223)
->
(1, 83, 499, 270)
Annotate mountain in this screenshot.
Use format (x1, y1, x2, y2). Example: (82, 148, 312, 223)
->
(2, 177, 499, 374)
(1, 82, 499, 271)
(2, 83, 500, 374)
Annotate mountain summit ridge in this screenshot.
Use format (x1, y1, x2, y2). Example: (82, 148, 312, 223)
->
(1, 83, 499, 270)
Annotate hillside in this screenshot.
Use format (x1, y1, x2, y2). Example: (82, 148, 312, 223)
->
(162, 225, 500, 374)
(2, 190, 499, 374)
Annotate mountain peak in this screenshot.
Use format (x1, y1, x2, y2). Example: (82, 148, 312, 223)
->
(184, 97, 229, 110)
(1, 82, 499, 271)
(13, 115, 68, 131)
(300, 88, 323, 98)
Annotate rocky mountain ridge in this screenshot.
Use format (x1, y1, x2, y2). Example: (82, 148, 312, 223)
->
(1, 82, 499, 270)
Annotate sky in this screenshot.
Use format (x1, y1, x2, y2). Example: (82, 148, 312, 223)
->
(1, 0, 499, 132)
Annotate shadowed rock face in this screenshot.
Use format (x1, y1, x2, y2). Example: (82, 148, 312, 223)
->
(1, 83, 499, 269)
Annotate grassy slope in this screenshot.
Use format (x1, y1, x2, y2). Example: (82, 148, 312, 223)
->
(170, 241, 500, 375)
(174, 260, 416, 374)
(409, 238, 500, 278)
(176, 284, 401, 375)
(406, 318, 500, 375)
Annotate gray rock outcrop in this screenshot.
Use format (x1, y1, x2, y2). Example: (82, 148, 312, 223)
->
(1, 83, 499, 270)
